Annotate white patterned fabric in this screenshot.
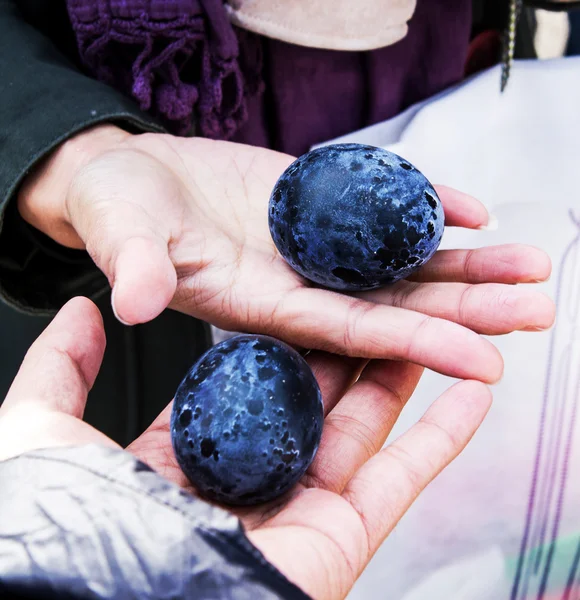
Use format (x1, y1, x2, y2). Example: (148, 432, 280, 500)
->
(314, 57, 580, 600)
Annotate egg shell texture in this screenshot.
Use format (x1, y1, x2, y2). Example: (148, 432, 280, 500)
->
(269, 143, 445, 291)
(171, 335, 323, 506)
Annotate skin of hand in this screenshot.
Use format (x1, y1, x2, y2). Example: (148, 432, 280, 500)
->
(0, 297, 493, 600)
(17, 125, 556, 384)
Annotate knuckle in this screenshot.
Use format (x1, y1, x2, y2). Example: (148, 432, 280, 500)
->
(418, 416, 461, 454)
(463, 248, 479, 281)
(327, 413, 378, 463)
(342, 302, 378, 356)
(405, 314, 434, 357)
(457, 284, 475, 324)
(383, 443, 427, 498)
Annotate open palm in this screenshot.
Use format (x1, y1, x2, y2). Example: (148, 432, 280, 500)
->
(27, 131, 555, 384)
(123, 322, 492, 599)
(0, 298, 491, 600)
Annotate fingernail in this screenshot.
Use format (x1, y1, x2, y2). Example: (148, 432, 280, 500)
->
(521, 325, 551, 332)
(111, 286, 132, 327)
(477, 213, 499, 231)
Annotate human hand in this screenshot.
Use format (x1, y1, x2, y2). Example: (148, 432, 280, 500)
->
(18, 125, 555, 383)
(0, 297, 492, 600)
(128, 332, 493, 600)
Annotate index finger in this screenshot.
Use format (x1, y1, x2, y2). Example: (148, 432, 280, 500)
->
(341, 379, 492, 555)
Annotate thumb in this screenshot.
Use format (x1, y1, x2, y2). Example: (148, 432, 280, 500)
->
(66, 149, 179, 325)
(2, 297, 106, 418)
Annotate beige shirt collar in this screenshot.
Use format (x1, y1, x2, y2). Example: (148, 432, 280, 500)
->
(225, 0, 417, 51)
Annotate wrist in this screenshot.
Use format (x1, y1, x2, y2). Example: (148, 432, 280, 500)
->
(17, 124, 131, 249)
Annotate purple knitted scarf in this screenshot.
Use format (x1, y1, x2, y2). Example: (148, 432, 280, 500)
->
(65, 0, 262, 137)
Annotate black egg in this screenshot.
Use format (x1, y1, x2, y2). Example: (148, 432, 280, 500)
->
(269, 143, 445, 291)
(170, 335, 323, 506)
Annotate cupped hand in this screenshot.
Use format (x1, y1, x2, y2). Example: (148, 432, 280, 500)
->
(18, 126, 555, 383)
(0, 297, 492, 600)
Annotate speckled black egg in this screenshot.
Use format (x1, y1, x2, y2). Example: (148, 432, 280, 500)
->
(268, 143, 445, 291)
(170, 335, 323, 506)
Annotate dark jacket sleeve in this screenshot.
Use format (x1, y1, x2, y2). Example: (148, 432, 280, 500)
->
(0, 0, 167, 315)
(0, 444, 311, 600)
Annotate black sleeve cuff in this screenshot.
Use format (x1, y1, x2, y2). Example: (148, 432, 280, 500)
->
(0, 444, 311, 600)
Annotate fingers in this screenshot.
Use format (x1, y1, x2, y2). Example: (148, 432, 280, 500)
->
(2, 297, 106, 418)
(434, 185, 491, 228)
(409, 244, 552, 284)
(359, 281, 556, 335)
(303, 361, 424, 493)
(66, 150, 179, 325)
(306, 352, 367, 415)
(341, 380, 492, 556)
(270, 288, 504, 383)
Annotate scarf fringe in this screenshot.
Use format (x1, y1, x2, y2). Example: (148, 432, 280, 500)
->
(67, 4, 260, 138)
